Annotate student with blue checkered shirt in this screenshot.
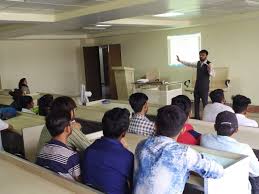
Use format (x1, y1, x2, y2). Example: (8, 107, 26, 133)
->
(128, 93, 155, 136)
(36, 111, 81, 182)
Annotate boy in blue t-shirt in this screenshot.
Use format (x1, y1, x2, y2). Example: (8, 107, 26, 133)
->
(82, 108, 134, 194)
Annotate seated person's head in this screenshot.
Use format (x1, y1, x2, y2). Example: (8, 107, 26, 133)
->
(38, 94, 54, 116)
(51, 96, 77, 119)
(214, 111, 238, 136)
(102, 108, 130, 140)
(129, 93, 148, 114)
(171, 95, 192, 118)
(19, 78, 27, 88)
(232, 95, 251, 115)
(156, 105, 187, 138)
(46, 111, 72, 138)
(210, 89, 225, 104)
(21, 96, 34, 109)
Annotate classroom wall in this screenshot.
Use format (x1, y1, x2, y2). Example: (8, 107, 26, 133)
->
(88, 18, 259, 105)
(0, 39, 85, 96)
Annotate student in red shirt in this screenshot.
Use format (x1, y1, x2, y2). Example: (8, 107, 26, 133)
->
(171, 95, 201, 145)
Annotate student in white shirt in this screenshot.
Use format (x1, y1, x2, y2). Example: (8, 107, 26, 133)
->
(201, 111, 259, 193)
(232, 95, 258, 128)
(21, 96, 35, 114)
(203, 89, 234, 122)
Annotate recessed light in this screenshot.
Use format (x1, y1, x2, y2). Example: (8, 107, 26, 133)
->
(154, 11, 184, 18)
(82, 27, 106, 30)
(96, 24, 111, 27)
(5, 0, 25, 2)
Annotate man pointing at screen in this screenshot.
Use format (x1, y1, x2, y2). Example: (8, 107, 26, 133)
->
(177, 49, 215, 120)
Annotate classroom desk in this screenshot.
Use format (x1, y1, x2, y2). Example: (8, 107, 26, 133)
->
(85, 132, 250, 194)
(0, 151, 100, 194)
(2, 113, 45, 157)
(82, 99, 160, 115)
(76, 99, 259, 149)
(5, 113, 44, 135)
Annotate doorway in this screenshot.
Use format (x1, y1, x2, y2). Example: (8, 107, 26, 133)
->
(83, 44, 122, 101)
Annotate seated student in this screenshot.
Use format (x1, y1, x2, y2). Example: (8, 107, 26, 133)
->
(203, 89, 234, 122)
(9, 89, 23, 111)
(37, 96, 91, 155)
(0, 119, 13, 150)
(201, 111, 259, 190)
(36, 111, 81, 181)
(19, 78, 30, 95)
(128, 93, 155, 136)
(21, 96, 35, 114)
(171, 95, 201, 145)
(232, 95, 258, 128)
(134, 105, 224, 194)
(82, 108, 134, 194)
(38, 94, 54, 116)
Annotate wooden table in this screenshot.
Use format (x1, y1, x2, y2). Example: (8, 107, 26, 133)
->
(0, 151, 100, 194)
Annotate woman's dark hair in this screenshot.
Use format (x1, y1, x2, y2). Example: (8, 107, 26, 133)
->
(46, 111, 71, 137)
(210, 89, 225, 103)
(50, 96, 77, 117)
(21, 96, 33, 108)
(102, 108, 130, 139)
(18, 78, 27, 89)
(129, 92, 148, 113)
(171, 95, 192, 117)
(156, 105, 187, 137)
(38, 94, 54, 116)
(232, 95, 251, 114)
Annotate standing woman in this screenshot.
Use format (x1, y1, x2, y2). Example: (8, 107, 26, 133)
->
(19, 78, 30, 95)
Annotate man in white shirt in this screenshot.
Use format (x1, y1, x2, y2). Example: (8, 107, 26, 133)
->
(232, 95, 258, 128)
(201, 111, 259, 193)
(203, 89, 234, 122)
(177, 50, 215, 120)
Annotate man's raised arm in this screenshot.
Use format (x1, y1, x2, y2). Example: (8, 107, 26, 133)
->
(176, 55, 197, 68)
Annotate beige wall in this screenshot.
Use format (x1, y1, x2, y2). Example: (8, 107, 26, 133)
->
(91, 18, 259, 105)
(0, 39, 85, 96)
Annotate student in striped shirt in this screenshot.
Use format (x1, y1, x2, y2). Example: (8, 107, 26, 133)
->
(37, 96, 91, 155)
(36, 111, 81, 181)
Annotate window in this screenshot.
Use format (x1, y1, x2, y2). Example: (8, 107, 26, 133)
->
(168, 33, 201, 66)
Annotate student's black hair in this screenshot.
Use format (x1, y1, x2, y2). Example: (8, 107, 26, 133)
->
(232, 95, 251, 114)
(46, 111, 71, 137)
(18, 78, 27, 89)
(210, 89, 225, 103)
(50, 96, 77, 116)
(171, 95, 192, 117)
(38, 94, 54, 116)
(21, 96, 33, 109)
(156, 105, 187, 137)
(102, 108, 130, 139)
(129, 92, 148, 113)
(214, 111, 238, 136)
(9, 89, 23, 111)
(199, 49, 209, 55)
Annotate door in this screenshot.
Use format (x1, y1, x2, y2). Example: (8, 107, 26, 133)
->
(83, 46, 102, 101)
(108, 44, 122, 99)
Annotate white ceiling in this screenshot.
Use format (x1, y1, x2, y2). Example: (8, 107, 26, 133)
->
(0, 0, 259, 39)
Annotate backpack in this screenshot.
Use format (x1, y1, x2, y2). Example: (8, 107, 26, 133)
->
(0, 107, 17, 120)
